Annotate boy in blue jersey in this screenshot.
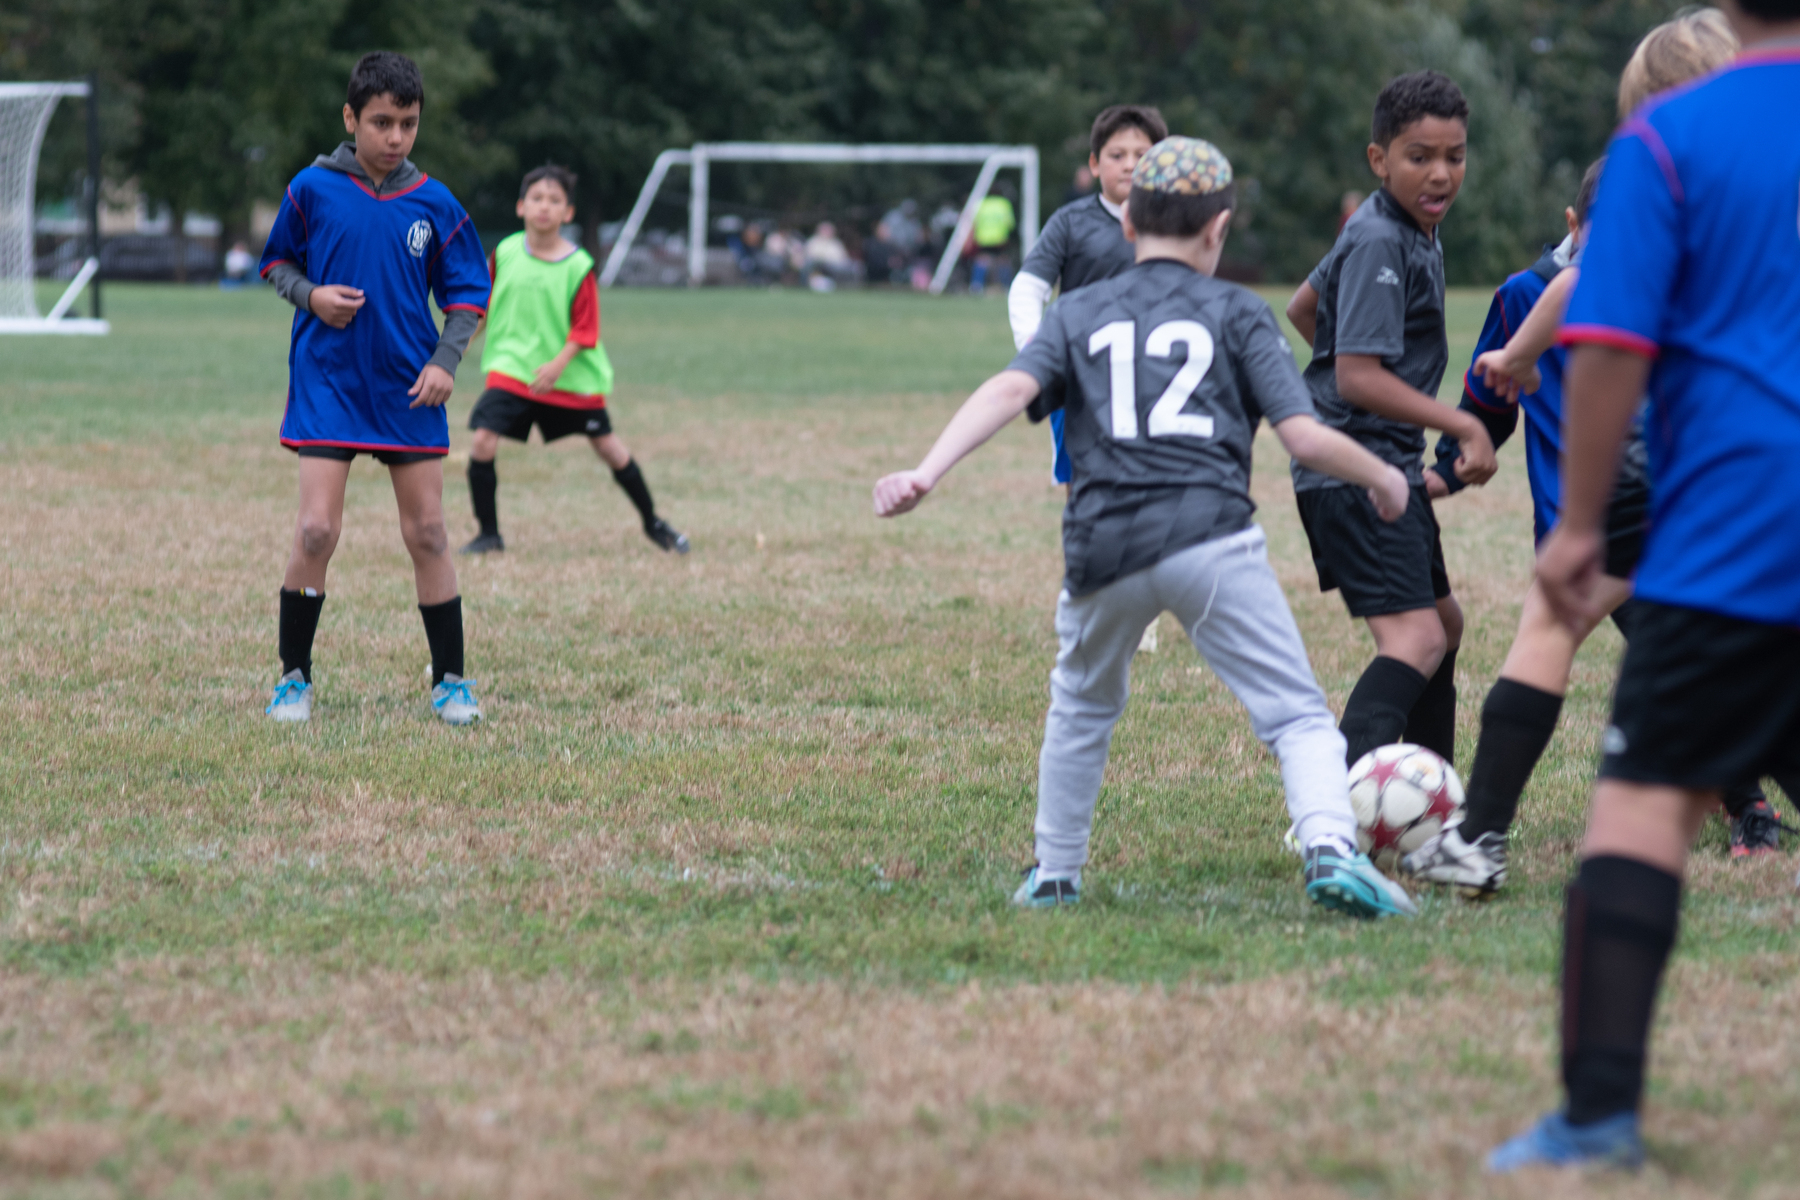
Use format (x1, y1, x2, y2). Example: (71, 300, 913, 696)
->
(258, 51, 492, 726)
(1488, 0, 1800, 1171)
(1009, 105, 1168, 487)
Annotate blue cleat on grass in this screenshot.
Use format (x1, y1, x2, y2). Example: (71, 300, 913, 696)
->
(265, 669, 312, 723)
(1012, 866, 1079, 908)
(1486, 1110, 1644, 1173)
(1303, 845, 1417, 918)
(431, 674, 483, 725)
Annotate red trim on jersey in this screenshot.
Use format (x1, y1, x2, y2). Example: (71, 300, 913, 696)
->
(428, 213, 472, 268)
(259, 257, 294, 279)
(285, 185, 307, 235)
(569, 269, 600, 348)
(1558, 324, 1660, 359)
(486, 249, 497, 281)
(1618, 118, 1685, 204)
(281, 436, 449, 454)
(485, 371, 607, 410)
(347, 173, 432, 202)
(442, 303, 487, 315)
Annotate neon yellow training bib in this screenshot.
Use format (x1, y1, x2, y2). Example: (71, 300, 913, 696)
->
(481, 231, 614, 401)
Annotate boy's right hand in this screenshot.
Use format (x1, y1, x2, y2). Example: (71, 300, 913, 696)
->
(1453, 420, 1498, 486)
(873, 470, 933, 517)
(1472, 347, 1540, 402)
(1368, 464, 1411, 523)
(308, 285, 366, 329)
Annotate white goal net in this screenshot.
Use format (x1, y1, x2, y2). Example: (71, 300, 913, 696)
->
(0, 81, 105, 333)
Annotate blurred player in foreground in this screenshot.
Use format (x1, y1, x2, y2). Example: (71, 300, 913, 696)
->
(461, 164, 688, 557)
(1009, 104, 1168, 488)
(1488, 0, 1800, 1171)
(875, 138, 1417, 919)
(259, 51, 489, 726)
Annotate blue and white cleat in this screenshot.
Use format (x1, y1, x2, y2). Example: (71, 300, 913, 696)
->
(1304, 844, 1417, 918)
(1012, 866, 1079, 908)
(431, 674, 482, 726)
(266, 669, 312, 723)
(1486, 1110, 1644, 1173)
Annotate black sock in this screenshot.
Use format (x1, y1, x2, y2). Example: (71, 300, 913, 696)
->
(611, 459, 657, 527)
(1720, 781, 1766, 820)
(1561, 855, 1681, 1126)
(1458, 678, 1564, 841)
(468, 459, 499, 538)
(1340, 656, 1430, 766)
(278, 588, 325, 683)
(1403, 646, 1458, 763)
(419, 596, 464, 685)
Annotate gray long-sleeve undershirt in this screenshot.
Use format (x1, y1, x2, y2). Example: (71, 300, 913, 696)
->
(266, 260, 480, 375)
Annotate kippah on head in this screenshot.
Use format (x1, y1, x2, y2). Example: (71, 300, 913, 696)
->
(1131, 137, 1234, 196)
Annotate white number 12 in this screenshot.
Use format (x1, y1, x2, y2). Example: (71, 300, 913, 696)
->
(1086, 319, 1216, 441)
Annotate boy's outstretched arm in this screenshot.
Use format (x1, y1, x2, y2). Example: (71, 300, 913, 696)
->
(1473, 268, 1578, 401)
(1273, 415, 1411, 521)
(873, 370, 1041, 517)
(1337, 355, 1497, 484)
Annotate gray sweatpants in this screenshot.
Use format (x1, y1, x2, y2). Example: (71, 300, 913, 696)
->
(1035, 524, 1357, 874)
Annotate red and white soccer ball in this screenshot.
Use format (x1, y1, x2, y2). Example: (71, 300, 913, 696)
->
(1349, 743, 1465, 871)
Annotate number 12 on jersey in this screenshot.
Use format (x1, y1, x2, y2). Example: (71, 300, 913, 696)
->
(1087, 319, 1217, 441)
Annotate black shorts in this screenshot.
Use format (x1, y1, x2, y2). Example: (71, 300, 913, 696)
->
(293, 444, 442, 466)
(1601, 431, 1650, 580)
(1600, 600, 1800, 788)
(1297, 483, 1450, 618)
(469, 388, 611, 442)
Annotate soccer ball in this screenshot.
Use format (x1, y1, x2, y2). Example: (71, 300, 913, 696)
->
(1348, 743, 1465, 871)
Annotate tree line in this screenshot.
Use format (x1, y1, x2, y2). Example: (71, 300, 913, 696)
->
(5, 0, 1683, 283)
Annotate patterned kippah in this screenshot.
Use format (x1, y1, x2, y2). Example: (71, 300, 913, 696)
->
(1131, 136, 1234, 196)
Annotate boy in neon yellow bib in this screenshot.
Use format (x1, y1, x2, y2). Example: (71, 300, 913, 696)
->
(462, 164, 687, 555)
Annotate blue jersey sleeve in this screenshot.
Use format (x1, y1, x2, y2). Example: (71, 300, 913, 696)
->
(1561, 126, 1680, 358)
(428, 203, 490, 316)
(1431, 283, 1526, 492)
(258, 180, 309, 281)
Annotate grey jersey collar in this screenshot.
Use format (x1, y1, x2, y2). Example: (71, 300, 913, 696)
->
(312, 141, 424, 196)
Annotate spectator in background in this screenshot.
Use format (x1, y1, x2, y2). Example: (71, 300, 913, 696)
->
(1066, 163, 1096, 204)
(969, 190, 1016, 295)
(804, 221, 856, 291)
(1337, 190, 1365, 235)
(222, 240, 257, 288)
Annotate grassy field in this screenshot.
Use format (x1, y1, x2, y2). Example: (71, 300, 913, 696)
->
(2, 282, 1797, 1198)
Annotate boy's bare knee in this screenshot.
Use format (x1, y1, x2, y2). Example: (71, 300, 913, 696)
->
(298, 518, 339, 559)
(404, 519, 449, 558)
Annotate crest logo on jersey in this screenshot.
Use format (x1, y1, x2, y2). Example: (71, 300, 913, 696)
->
(1375, 266, 1401, 286)
(405, 219, 433, 258)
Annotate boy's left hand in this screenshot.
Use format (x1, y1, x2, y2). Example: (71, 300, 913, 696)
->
(873, 471, 933, 517)
(530, 360, 566, 394)
(408, 364, 455, 409)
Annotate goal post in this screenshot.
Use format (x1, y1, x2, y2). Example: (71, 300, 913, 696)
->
(599, 142, 1040, 294)
(0, 78, 108, 335)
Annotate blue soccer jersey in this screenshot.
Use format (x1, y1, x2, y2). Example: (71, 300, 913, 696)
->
(1562, 48, 1800, 626)
(259, 168, 489, 454)
(1467, 261, 1567, 543)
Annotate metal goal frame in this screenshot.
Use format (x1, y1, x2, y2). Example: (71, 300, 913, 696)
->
(0, 77, 107, 334)
(599, 142, 1039, 294)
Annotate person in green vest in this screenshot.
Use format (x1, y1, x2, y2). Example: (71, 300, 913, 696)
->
(461, 164, 688, 556)
(969, 190, 1017, 295)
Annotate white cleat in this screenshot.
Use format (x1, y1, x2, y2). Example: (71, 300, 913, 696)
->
(431, 673, 482, 725)
(1402, 821, 1507, 898)
(266, 669, 312, 723)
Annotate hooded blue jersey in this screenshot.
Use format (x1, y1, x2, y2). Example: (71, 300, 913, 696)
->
(1562, 49, 1800, 625)
(259, 167, 489, 454)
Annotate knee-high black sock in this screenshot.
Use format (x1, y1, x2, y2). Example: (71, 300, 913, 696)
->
(1403, 647, 1458, 763)
(419, 596, 464, 685)
(1458, 679, 1564, 840)
(611, 459, 657, 528)
(468, 459, 499, 538)
(1340, 656, 1430, 767)
(278, 588, 326, 682)
(1561, 855, 1681, 1126)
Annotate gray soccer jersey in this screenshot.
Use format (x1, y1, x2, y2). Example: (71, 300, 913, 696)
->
(1019, 194, 1136, 292)
(1291, 188, 1448, 492)
(1009, 258, 1316, 596)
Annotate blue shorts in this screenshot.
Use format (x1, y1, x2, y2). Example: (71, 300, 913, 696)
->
(1049, 409, 1071, 485)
